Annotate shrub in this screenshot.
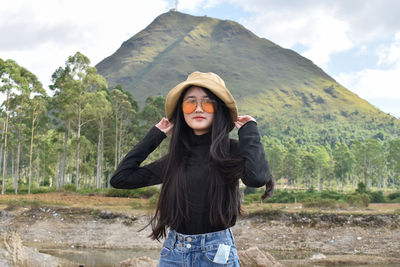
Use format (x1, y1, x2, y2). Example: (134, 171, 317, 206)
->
(337, 199, 349, 209)
(319, 191, 343, 201)
(148, 192, 160, 207)
(61, 184, 77, 192)
(265, 190, 296, 203)
(244, 193, 262, 203)
(302, 198, 337, 209)
(31, 187, 55, 194)
(388, 191, 400, 201)
(390, 196, 400, 203)
(133, 187, 160, 199)
(355, 182, 367, 193)
(5, 199, 41, 210)
(105, 186, 160, 199)
(8, 186, 55, 194)
(244, 186, 258, 195)
(106, 188, 132, 198)
(346, 193, 370, 207)
(368, 191, 386, 203)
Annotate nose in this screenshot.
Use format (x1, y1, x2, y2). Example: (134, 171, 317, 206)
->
(194, 101, 203, 112)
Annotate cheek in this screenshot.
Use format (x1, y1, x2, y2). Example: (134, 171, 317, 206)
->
(209, 114, 214, 123)
(183, 113, 191, 126)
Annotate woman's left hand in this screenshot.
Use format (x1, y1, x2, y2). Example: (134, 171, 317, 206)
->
(235, 115, 256, 130)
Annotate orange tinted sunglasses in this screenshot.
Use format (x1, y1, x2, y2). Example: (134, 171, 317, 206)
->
(182, 98, 216, 114)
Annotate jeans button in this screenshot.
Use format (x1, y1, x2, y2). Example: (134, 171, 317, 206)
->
(186, 237, 192, 242)
(179, 236, 183, 241)
(186, 244, 191, 248)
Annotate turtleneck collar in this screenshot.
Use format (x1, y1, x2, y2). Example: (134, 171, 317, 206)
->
(189, 130, 212, 146)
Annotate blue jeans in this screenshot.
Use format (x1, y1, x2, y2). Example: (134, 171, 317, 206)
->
(158, 228, 240, 266)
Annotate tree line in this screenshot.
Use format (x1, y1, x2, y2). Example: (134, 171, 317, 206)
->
(263, 136, 400, 191)
(1, 52, 399, 194)
(0, 52, 166, 194)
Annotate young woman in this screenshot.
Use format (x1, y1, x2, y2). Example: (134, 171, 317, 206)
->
(111, 71, 274, 266)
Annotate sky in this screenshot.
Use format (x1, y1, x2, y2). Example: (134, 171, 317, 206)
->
(1, 0, 399, 118)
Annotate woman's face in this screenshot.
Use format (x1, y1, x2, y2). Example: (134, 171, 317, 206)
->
(182, 86, 215, 135)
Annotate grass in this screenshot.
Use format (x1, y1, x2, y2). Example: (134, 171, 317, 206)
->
(1, 191, 399, 216)
(3, 198, 41, 210)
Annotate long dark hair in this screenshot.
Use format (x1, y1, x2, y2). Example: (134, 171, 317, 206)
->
(149, 87, 273, 240)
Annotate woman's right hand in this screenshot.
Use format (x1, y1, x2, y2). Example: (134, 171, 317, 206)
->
(156, 117, 174, 136)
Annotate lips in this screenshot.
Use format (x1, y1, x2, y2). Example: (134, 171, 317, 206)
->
(193, 116, 206, 120)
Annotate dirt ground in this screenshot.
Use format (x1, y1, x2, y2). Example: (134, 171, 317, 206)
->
(1, 192, 400, 266)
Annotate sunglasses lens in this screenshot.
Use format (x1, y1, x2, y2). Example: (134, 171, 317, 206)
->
(202, 101, 215, 113)
(182, 100, 196, 114)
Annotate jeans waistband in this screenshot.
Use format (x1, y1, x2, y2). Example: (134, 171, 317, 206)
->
(163, 228, 234, 252)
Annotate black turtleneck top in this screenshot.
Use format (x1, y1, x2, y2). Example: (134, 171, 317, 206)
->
(110, 121, 270, 235)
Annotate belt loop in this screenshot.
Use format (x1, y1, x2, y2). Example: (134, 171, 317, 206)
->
(173, 230, 177, 247)
(228, 228, 235, 242)
(201, 234, 206, 252)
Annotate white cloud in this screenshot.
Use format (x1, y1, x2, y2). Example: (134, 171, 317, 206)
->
(335, 63, 400, 117)
(240, 6, 353, 68)
(378, 32, 400, 66)
(0, 0, 170, 88)
(357, 45, 368, 56)
(336, 66, 400, 100)
(336, 32, 400, 103)
(177, 0, 205, 11)
(210, 0, 400, 70)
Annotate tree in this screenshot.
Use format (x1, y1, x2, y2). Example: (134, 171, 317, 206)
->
(312, 146, 331, 192)
(110, 87, 136, 169)
(0, 59, 14, 194)
(26, 94, 47, 193)
(50, 52, 107, 189)
(86, 90, 112, 188)
(0, 59, 45, 194)
(282, 138, 300, 186)
(10, 67, 48, 193)
(261, 136, 285, 179)
(351, 139, 382, 189)
(333, 143, 355, 191)
(387, 139, 400, 188)
(300, 149, 316, 190)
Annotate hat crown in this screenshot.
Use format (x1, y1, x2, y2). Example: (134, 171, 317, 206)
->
(186, 71, 226, 88)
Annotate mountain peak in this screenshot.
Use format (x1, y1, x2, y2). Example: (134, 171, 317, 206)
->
(96, 11, 400, 144)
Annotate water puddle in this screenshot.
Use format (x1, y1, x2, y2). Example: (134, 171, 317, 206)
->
(41, 247, 400, 267)
(40, 248, 160, 267)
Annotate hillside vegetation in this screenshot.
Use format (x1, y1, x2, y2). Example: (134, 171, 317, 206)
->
(96, 11, 400, 145)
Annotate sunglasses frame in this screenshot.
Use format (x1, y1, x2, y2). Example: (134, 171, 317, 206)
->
(182, 98, 217, 114)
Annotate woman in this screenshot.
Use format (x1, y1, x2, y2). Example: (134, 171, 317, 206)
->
(111, 71, 274, 266)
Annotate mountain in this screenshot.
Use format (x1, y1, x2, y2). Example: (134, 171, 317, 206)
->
(96, 11, 400, 145)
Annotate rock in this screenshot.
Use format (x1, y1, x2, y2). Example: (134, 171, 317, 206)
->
(238, 246, 284, 267)
(99, 210, 117, 219)
(24, 247, 61, 267)
(0, 231, 61, 267)
(119, 256, 158, 267)
(0, 210, 14, 217)
(310, 253, 326, 259)
(308, 254, 400, 265)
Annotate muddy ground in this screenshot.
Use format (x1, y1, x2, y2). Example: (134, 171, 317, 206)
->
(1, 193, 400, 266)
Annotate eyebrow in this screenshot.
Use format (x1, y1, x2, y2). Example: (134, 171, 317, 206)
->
(184, 96, 211, 100)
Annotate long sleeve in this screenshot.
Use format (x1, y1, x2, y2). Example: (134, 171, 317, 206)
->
(238, 121, 271, 187)
(110, 126, 166, 189)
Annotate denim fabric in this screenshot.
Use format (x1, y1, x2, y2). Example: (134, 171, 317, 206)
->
(158, 228, 240, 267)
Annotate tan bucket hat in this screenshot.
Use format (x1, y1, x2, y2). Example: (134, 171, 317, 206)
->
(165, 71, 238, 129)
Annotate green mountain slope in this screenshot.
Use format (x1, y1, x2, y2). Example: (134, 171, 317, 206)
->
(96, 11, 400, 145)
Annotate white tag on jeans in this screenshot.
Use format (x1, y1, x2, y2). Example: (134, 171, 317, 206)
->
(213, 244, 231, 264)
